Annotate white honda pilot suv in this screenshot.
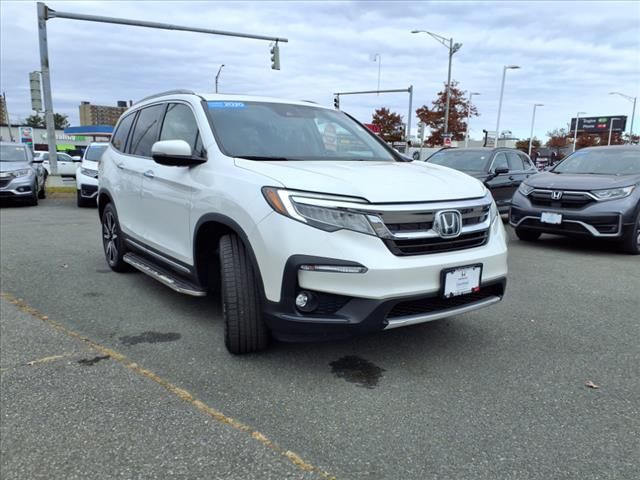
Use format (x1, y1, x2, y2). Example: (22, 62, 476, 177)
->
(98, 90, 508, 354)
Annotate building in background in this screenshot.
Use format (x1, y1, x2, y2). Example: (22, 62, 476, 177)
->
(79, 100, 128, 126)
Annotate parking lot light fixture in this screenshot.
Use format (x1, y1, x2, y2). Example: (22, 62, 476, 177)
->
(465, 92, 480, 147)
(609, 92, 637, 139)
(528, 103, 544, 156)
(573, 111, 587, 152)
(412, 29, 462, 136)
(495, 65, 520, 147)
(215, 64, 224, 93)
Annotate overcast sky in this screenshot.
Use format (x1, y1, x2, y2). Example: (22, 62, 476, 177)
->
(1, 0, 639, 140)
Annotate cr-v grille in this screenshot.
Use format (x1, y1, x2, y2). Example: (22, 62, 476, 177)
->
(529, 190, 595, 209)
(380, 204, 490, 256)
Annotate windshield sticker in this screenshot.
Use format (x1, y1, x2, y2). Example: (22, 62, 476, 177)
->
(322, 123, 337, 152)
(208, 101, 245, 109)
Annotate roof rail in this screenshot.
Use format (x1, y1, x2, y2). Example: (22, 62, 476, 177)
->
(135, 89, 196, 105)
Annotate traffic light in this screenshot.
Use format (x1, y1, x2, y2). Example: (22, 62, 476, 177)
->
(333, 95, 340, 110)
(417, 122, 425, 141)
(270, 43, 280, 70)
(29, 71, 42, 112)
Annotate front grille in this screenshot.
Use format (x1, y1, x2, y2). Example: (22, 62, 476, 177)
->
(380, 203, 490, 256)
(385, 231, 489, 256)
(0, 179, 11, 189)
(529, 190, 594, 209)
(387, 283, 503, 319)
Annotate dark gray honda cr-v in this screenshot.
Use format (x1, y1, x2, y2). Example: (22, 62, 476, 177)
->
(509, 145, 640, 254)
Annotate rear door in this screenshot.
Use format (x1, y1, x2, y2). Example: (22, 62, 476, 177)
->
(141, 102, 204, 265)
(56, 153, 77, 176)
(486, 152, 513, 208)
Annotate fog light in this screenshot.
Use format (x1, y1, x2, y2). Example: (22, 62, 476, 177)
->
(17, 186, 30, 192)
(295, 291, 318, 313)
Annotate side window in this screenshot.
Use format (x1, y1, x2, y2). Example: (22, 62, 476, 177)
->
(112, 113, 136, 153)
(128, 104, 165, 157)
(519, 152, 534, 170)
(159, 103, 203, 156)
(507, 151, 525, 171)
(492, 152, 509, 171)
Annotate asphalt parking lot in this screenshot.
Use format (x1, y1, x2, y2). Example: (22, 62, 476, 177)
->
(1, 197, 639, 480)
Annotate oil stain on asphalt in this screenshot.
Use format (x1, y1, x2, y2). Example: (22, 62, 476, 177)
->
(119, 331, 181, 347)
(78, 355, 110, 366)
(330, 355, 385, 388)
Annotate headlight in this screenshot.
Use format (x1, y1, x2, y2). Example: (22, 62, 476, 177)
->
(262, 187, 377, 236)
(591, 186, 634, 201)
(518, 182, 535, 196)
(489, 200, 499, 225)
(11, 169, 33, 178)
(80, 167, 99, 178)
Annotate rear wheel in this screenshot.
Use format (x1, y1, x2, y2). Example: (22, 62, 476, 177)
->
(619, 211, 640, 255)
(101, 203, 130, 272)
(515, 228, 541, 242)
(219, 234, 268, 354)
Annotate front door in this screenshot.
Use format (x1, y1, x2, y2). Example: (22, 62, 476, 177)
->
(486, 152, 513, 209)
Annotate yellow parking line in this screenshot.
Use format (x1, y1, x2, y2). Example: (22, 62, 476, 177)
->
(1, 292, 336, 480)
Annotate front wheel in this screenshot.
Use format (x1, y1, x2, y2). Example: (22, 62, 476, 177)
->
(619, 212, 640, 255)
(515, 228, 541, 242)
(101, 203, 130, 272)
(219, 234, 269, 354)
(38, 181, 46, 199)
(28, 182, 39, 206)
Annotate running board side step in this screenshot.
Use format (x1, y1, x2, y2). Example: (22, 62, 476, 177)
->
(123, 253, 207, 297)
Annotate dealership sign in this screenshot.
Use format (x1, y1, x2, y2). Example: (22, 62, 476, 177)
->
(18, 126, 33, 146)
(570, 116, 627, 133)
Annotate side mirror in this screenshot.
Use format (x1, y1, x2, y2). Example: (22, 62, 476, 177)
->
(151, 140, 206, 167)
(32, 158, 43, 164)
(494, 166, 509, 175)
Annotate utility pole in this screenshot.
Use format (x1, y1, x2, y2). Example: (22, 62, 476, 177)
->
(609, 92, 637, 140)
(464, 92, 480, 147)
(2, 92, 15, 142)
(528, 103, 543, 156)
(494, 65, 520, 147)
(37, 2, 58, 174)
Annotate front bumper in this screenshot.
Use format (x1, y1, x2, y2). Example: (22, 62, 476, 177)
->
(253, 211, 508, 341)
(77, 172, 99, 199)
(509, 190, 638, 238)
(0, 176, 36, 199)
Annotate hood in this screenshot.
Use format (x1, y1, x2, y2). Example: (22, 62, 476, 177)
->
(235, 159, 486, 203)
(0, 161, 32, 173)
(526, 172, 640, 190)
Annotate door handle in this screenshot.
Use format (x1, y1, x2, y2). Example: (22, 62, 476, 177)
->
(508, 176, 516, 181)
(143, 170, 155, 179)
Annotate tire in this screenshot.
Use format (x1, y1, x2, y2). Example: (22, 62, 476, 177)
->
(101, 203, 130, 272)
(38, 181, 46, 199)
(515, 228, 541, 242)
(28, 182, 39, 206)
(219, 234, 268, 354)
(619, 211, 640, 255)
(77, 190, 90, 208)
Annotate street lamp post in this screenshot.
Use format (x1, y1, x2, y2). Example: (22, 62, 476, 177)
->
(411, 30, 462, 137)
(528, 103, 544, 156)
(573, 111, 586, 152)
(464, 92, 480, 147)
(608, 118, 620, 145)
(215, 64, 225, 93)
(609, 92, 637, 139)
(372, 53, 381, 93)
(495, 65, 520, 147)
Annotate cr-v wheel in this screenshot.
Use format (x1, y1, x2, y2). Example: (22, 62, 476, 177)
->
(101, 203, 130, 272)
(620, 211, 640, 255)
(219, 233, 269, 354)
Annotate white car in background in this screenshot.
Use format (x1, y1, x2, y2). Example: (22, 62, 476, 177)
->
(36, 151, 79, 176)
(76, 142, 108, 207)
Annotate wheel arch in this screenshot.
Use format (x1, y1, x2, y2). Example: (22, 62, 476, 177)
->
(97, 189, 114, 219)
(193, 214, 265, 297)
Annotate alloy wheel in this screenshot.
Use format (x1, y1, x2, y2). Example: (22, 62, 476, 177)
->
(103, 212, 118, 265)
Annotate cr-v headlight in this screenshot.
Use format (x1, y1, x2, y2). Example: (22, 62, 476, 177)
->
(80, 167, 99, 178)
(11, 169, 33, 178)
(591, 186, 634, 201)
(262, 187, 378, 236)
(518, 182, 535, 196)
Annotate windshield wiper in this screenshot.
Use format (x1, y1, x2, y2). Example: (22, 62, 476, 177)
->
(236, 155, 292, 161)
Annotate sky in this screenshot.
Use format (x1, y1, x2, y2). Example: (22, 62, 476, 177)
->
(1, 0, 639, 141)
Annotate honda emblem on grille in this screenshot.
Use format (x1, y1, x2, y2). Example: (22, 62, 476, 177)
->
(551, 190, 563, 200)
(434, 210, 462, 238)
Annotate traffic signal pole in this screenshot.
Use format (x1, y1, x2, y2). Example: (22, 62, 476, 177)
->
(36, 1, 289, 174)
(333, 86, 414, 140)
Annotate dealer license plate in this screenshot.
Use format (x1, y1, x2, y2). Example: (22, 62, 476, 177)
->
(540, 212, 562, 224)
(442, 265, 482, 298)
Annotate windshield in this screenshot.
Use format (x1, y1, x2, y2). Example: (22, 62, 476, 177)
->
(553, 149, 640, 175)
(84, 145, 108, 162)
(206, 101, 396, 161)
(0, 145, 28, 162)
(428, 149, 491, 171)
